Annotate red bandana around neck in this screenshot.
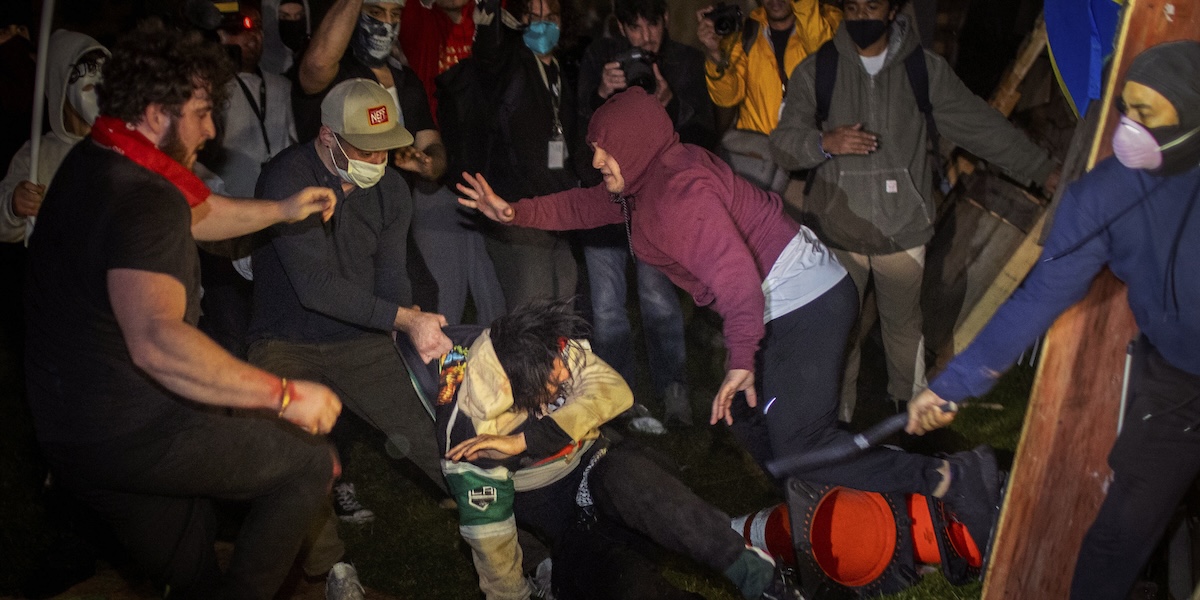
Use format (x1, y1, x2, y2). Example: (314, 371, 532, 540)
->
(90, 115, 211, 207)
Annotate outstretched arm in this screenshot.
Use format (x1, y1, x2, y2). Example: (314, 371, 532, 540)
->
(189, 187, 336, 241)
(457, 171, 516, 223)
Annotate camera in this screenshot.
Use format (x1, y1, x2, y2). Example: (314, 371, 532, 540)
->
(705, 2, 744, 37)
(613, 47, 658, 94)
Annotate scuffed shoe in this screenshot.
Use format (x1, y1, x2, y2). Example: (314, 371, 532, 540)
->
(333, 482, 376, 524)
(325, 562, 365, 600)
(662, 382, 693, 427)
(941, 445, 1002, 556)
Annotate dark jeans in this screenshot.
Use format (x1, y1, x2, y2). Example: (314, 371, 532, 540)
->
(584, 243, 687, 397)
(248, 335, 446, 492)
(42, 408, 334, 600)
(515, 444, 743, 599)
(734, 276, 943, 494)
(1071, 343, 1200, 599)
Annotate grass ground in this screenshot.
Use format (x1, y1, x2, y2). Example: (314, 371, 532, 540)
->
(0, 293, 1036, 599)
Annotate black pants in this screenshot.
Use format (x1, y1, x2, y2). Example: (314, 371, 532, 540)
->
(43, 408, 334, 600)
(734, 276, 943, 494)
(515, 444, 744, 599)
(1071, 343, 1200, 599)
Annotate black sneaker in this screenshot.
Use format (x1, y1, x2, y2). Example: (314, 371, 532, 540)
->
(760, 564, 805, 600)
(333, 482, 376, 524)
(941, 445, 1002, 555)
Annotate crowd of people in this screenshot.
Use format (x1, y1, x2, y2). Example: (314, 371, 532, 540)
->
(1, 0, 1197, 598)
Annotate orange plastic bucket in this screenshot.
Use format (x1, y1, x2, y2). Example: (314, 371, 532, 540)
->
(946, 518, 983, 568)
(906, 493, 942, 565)
(808, 488, 898, 587)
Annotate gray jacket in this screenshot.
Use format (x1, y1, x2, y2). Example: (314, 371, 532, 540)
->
(769, 15, 1055, 254)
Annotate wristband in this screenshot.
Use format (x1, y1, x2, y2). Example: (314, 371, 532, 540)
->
(277, 378, 293, 417)
(818, 133, 834, 160)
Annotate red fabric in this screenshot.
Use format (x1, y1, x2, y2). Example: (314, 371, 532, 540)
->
(90, 115, 211, 207)
(399, 0, 476, 118)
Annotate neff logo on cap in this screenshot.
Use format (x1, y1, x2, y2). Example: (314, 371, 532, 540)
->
(367, 105, 389, 126)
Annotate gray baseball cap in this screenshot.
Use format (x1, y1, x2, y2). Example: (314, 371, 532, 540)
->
(321, 78, 414, 151)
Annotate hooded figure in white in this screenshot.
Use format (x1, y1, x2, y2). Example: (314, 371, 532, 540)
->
(0, 29, 108, 243)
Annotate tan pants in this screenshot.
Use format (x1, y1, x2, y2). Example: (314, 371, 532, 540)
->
(834, 247, 928, 422)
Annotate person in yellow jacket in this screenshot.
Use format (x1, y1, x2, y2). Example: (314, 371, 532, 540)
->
(697, 0, 841, 136)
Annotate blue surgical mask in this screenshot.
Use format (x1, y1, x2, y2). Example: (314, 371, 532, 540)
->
(351, 12, 399, 67)
(523, 21, 561, 56)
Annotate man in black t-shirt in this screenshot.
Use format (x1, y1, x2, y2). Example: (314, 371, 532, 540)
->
(24, 22, 342, 599)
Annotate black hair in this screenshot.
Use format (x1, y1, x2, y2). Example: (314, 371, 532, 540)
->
(97, 18, 234, 124)
(840, 0, 908, 11)
(613, 0, 666, 28)
(489, 299, 591, 414)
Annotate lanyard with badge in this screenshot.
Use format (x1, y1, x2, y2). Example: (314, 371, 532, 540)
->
(535, 57, 567, 170)
(234, 69, 272, 159)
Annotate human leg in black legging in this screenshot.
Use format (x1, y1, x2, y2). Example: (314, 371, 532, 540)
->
(758, 276, 944, 495)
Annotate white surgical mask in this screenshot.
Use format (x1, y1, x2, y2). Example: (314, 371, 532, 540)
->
(331, 136, 386, 188)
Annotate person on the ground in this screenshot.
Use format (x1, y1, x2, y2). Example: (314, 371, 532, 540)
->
(438, 299, 804, 600)
(907, 40, 1200, 600)
(23, 20, 342, 598)
(458, 87, 1003, 552)
(769, 0, 1059, 422)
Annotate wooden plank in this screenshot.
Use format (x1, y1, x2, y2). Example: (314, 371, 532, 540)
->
(982, 1, 1200, 597)
(945, 17, 1048, 187)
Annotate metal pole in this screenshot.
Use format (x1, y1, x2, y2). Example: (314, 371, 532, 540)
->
(25, 0, 57, 243)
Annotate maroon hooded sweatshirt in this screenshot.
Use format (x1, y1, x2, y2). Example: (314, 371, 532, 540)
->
(508, 88, 801, 372)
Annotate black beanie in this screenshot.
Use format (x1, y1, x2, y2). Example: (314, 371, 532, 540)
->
(1126, 40, 1200, 130)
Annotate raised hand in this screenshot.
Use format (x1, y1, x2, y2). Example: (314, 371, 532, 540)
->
(394, 145, 436, 180)
(456, 172, 515, 223)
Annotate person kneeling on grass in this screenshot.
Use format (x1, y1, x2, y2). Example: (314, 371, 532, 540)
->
(434, 299, 801, 600)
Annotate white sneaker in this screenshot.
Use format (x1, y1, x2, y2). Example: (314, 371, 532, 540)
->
(525, 557, 555, 599)
(333, 482, 376, 524)
(325, 562, 365, 600)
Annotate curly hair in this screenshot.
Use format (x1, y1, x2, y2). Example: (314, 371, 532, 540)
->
(97, 18, 234, 123)
(489, 299, 591, 414)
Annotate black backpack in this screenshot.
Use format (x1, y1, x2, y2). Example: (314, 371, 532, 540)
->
(804, 39, 945, 194)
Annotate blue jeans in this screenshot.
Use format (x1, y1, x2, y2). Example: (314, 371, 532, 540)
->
(583, 243, 685, 395)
